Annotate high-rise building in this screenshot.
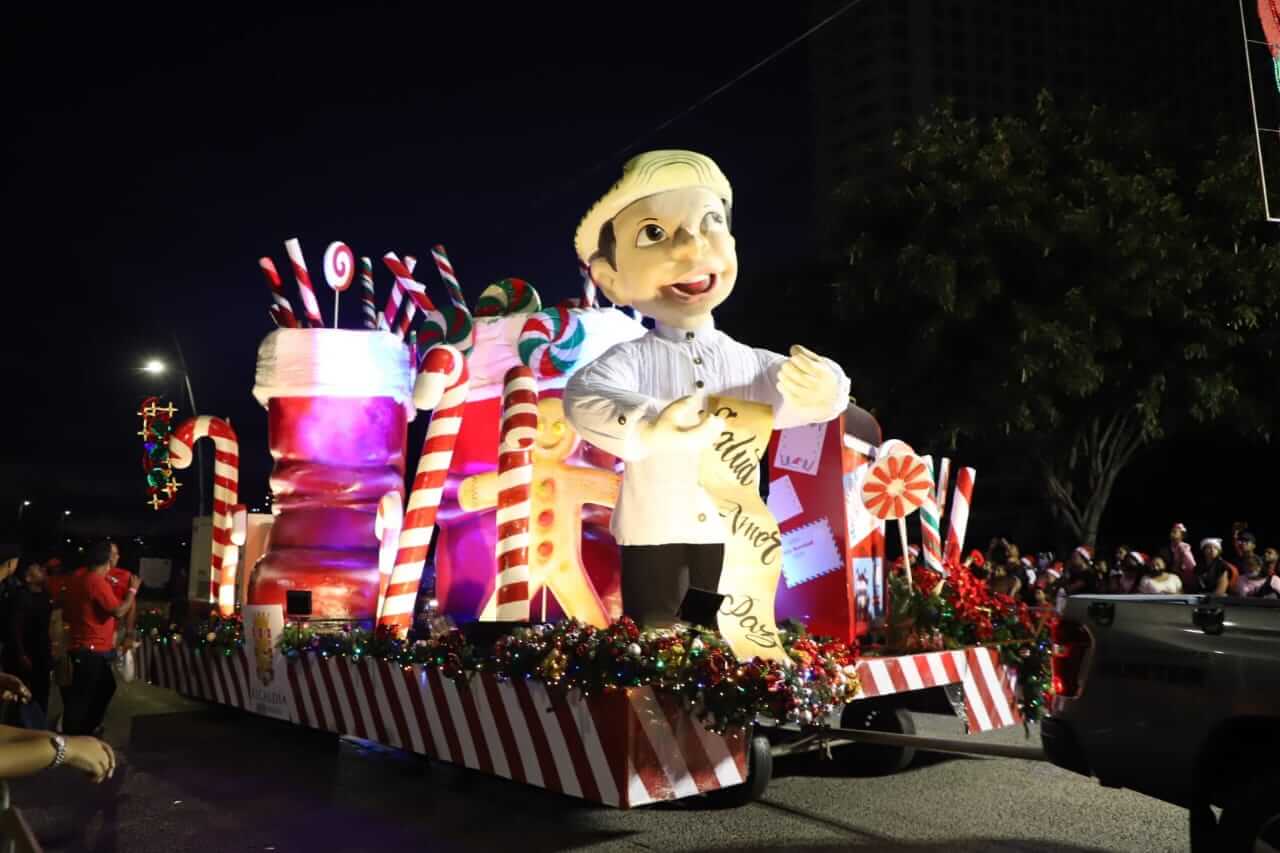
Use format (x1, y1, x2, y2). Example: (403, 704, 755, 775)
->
(811, 0, 1244, 200)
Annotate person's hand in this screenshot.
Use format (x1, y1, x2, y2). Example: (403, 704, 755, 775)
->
(778, 345, 841, 413)
(0, 559, 16, 582)
(128, 574, 142, 592)
(118, 636, 137, 653)
(0, 673, 31, 703)
(636, 396, 724, 455)
(65, 736, 115, 783)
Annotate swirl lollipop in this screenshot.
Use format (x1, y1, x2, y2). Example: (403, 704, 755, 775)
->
(475, 277, 541, 317)
(861, 448, 932, 590)
(518, 307, 585, 378)
(323, 241, 355, 328)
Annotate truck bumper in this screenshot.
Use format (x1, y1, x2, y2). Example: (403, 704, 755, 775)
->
(1041, 718, 1092, 778)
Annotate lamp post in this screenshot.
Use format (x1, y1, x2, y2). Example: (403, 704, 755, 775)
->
(16, 500, 30, 524)
(142, 350, 206, 515)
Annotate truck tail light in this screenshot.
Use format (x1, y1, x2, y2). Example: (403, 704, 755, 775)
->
(1051, 618, 1091, 698)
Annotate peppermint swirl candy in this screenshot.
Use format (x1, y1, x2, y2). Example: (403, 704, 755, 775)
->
(475, 277, 541, 317)
(518, 307, 585, 378)
(323, 242, 355, 292)
(418, 304, 474, 357)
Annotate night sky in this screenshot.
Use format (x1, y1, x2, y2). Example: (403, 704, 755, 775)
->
(3, 5, 817, 544)
(4, 4, 1276, 558)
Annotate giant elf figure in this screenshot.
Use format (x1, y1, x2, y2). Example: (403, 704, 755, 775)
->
(564, 150, 851, 628)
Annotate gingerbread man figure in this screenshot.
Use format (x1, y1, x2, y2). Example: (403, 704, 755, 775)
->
(458, 397, 620, 627)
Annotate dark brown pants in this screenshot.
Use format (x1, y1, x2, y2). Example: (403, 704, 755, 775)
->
(620, 544, 725, 628)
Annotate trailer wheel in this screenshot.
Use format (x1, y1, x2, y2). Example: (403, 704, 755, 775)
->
(839, 701, 916, 775)
(705, 735, 773, 808)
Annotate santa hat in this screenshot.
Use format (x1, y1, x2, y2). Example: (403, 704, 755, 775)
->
(1200, 537, 1223, 552)
(1073, 545, 1094, 562)
(1172, 522, 1187, 534)
(1046, 562, 1064, 578)
(1020, 556, 1035, 568)
(1129, 551, 1147, 565)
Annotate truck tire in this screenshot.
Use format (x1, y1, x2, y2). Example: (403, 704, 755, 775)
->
(839, 701, 916, 775)
(1217, 770, 1280, 853)
(705, 735, 772, 807)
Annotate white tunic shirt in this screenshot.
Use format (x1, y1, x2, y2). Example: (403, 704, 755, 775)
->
(563, 317, 850, 546)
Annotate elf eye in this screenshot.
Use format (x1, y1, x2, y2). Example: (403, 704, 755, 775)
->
(701, 210, 727, 233)
(635, 223, 667, 247)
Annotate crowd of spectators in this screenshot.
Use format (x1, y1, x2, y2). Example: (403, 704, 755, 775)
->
(0, 539, 135, 786)
(965, 522, 1278, 608)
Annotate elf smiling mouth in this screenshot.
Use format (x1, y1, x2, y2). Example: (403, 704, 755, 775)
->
(665, 272, 719, 298)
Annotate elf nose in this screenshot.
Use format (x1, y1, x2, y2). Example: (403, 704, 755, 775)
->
(670, 226, 706, 260)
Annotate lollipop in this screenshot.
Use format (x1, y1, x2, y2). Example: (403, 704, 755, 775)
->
(861, 448, 931, 590)
(475, 278, 541, 317)
(518, 307, 585, 378)
(323, 241, 355, 328)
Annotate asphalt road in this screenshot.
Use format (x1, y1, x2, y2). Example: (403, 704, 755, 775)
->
(7, 680, 1189, 853)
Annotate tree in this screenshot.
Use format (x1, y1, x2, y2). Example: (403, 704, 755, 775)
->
(817, 94, 1278, 546)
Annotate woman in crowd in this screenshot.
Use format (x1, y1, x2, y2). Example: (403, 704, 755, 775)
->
(1137, 554, 1183, 594)
(1195, 538, 1233, 596)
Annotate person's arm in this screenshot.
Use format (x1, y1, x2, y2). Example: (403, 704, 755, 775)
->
(563, 344, 660, 461)
(90, 574, 138, 619)
(1213, 567, 1231, 596)
(754, 347, 851, 430)
(0, 725, 115, 782)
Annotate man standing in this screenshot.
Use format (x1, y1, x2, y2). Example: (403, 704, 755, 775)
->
(59, 541, 139, 736)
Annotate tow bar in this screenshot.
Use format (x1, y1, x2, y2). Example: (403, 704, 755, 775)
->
(779, 725, 1049, 763)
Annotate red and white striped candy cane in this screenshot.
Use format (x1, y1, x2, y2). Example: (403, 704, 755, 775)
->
(259, 257, 298, 328)
(284, 238, 324, 327)
(377, 345, 469, 634)
(495, 366, 537, 622)
(168, 416, 241, 616)
(943, 467, 976, 564)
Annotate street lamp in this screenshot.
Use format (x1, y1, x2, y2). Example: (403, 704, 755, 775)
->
(16, 500, 30, 525)
(140, 344, 206, 515)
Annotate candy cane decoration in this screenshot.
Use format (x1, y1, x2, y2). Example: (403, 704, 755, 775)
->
(384, 253, 445, 345)
(378, 345, 469, 634)
(577, 259, 597, 308)
(430, 244, 476, 353)
(494, 366, 537, 622)
(359, 256, 379, 330)
(919, 457, 945, 577)
(259, 257, 298, 328)
(168, 416, 241, 616)
(935, 456, 951, 516)
(284, 238, 324, 327)
(323, 241, 355, 328)
(943, 467, 977, 564)
(374, 491, 404, 620)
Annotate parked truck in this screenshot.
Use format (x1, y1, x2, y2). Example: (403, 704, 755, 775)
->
(1042, 593, 1280, 852)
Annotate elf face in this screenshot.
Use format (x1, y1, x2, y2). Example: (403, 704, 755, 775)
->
(591, 186, 737, 330)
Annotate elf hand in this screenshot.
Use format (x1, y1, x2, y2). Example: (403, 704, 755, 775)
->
(778, 345, 841, 414)
(637, 395, 724, 456)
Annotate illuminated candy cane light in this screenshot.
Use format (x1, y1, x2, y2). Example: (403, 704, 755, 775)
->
(494, 366, 537, 622)
(377, 345, 469, 634)
(169, 416, 241, 615)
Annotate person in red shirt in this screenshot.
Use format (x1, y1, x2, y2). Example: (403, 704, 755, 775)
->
(105, 541, 138, 650)
(60, 541, 140, 736)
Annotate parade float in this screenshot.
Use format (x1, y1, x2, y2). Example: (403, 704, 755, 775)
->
(138, 152, 1051, 808)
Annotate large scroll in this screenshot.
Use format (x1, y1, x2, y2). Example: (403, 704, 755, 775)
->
(699, 397, 788, 664)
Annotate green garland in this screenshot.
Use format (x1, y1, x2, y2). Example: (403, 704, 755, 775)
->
(883, 562, 1057, 722)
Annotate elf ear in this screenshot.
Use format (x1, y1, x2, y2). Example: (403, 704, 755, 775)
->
(589, 256, 626, 306)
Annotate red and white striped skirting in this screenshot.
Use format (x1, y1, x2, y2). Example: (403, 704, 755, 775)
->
(137, 639, 746, 808)
(852, 646, 1022, 732)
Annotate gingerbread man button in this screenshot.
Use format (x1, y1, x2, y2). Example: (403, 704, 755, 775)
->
(458, 397, 620, 627)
